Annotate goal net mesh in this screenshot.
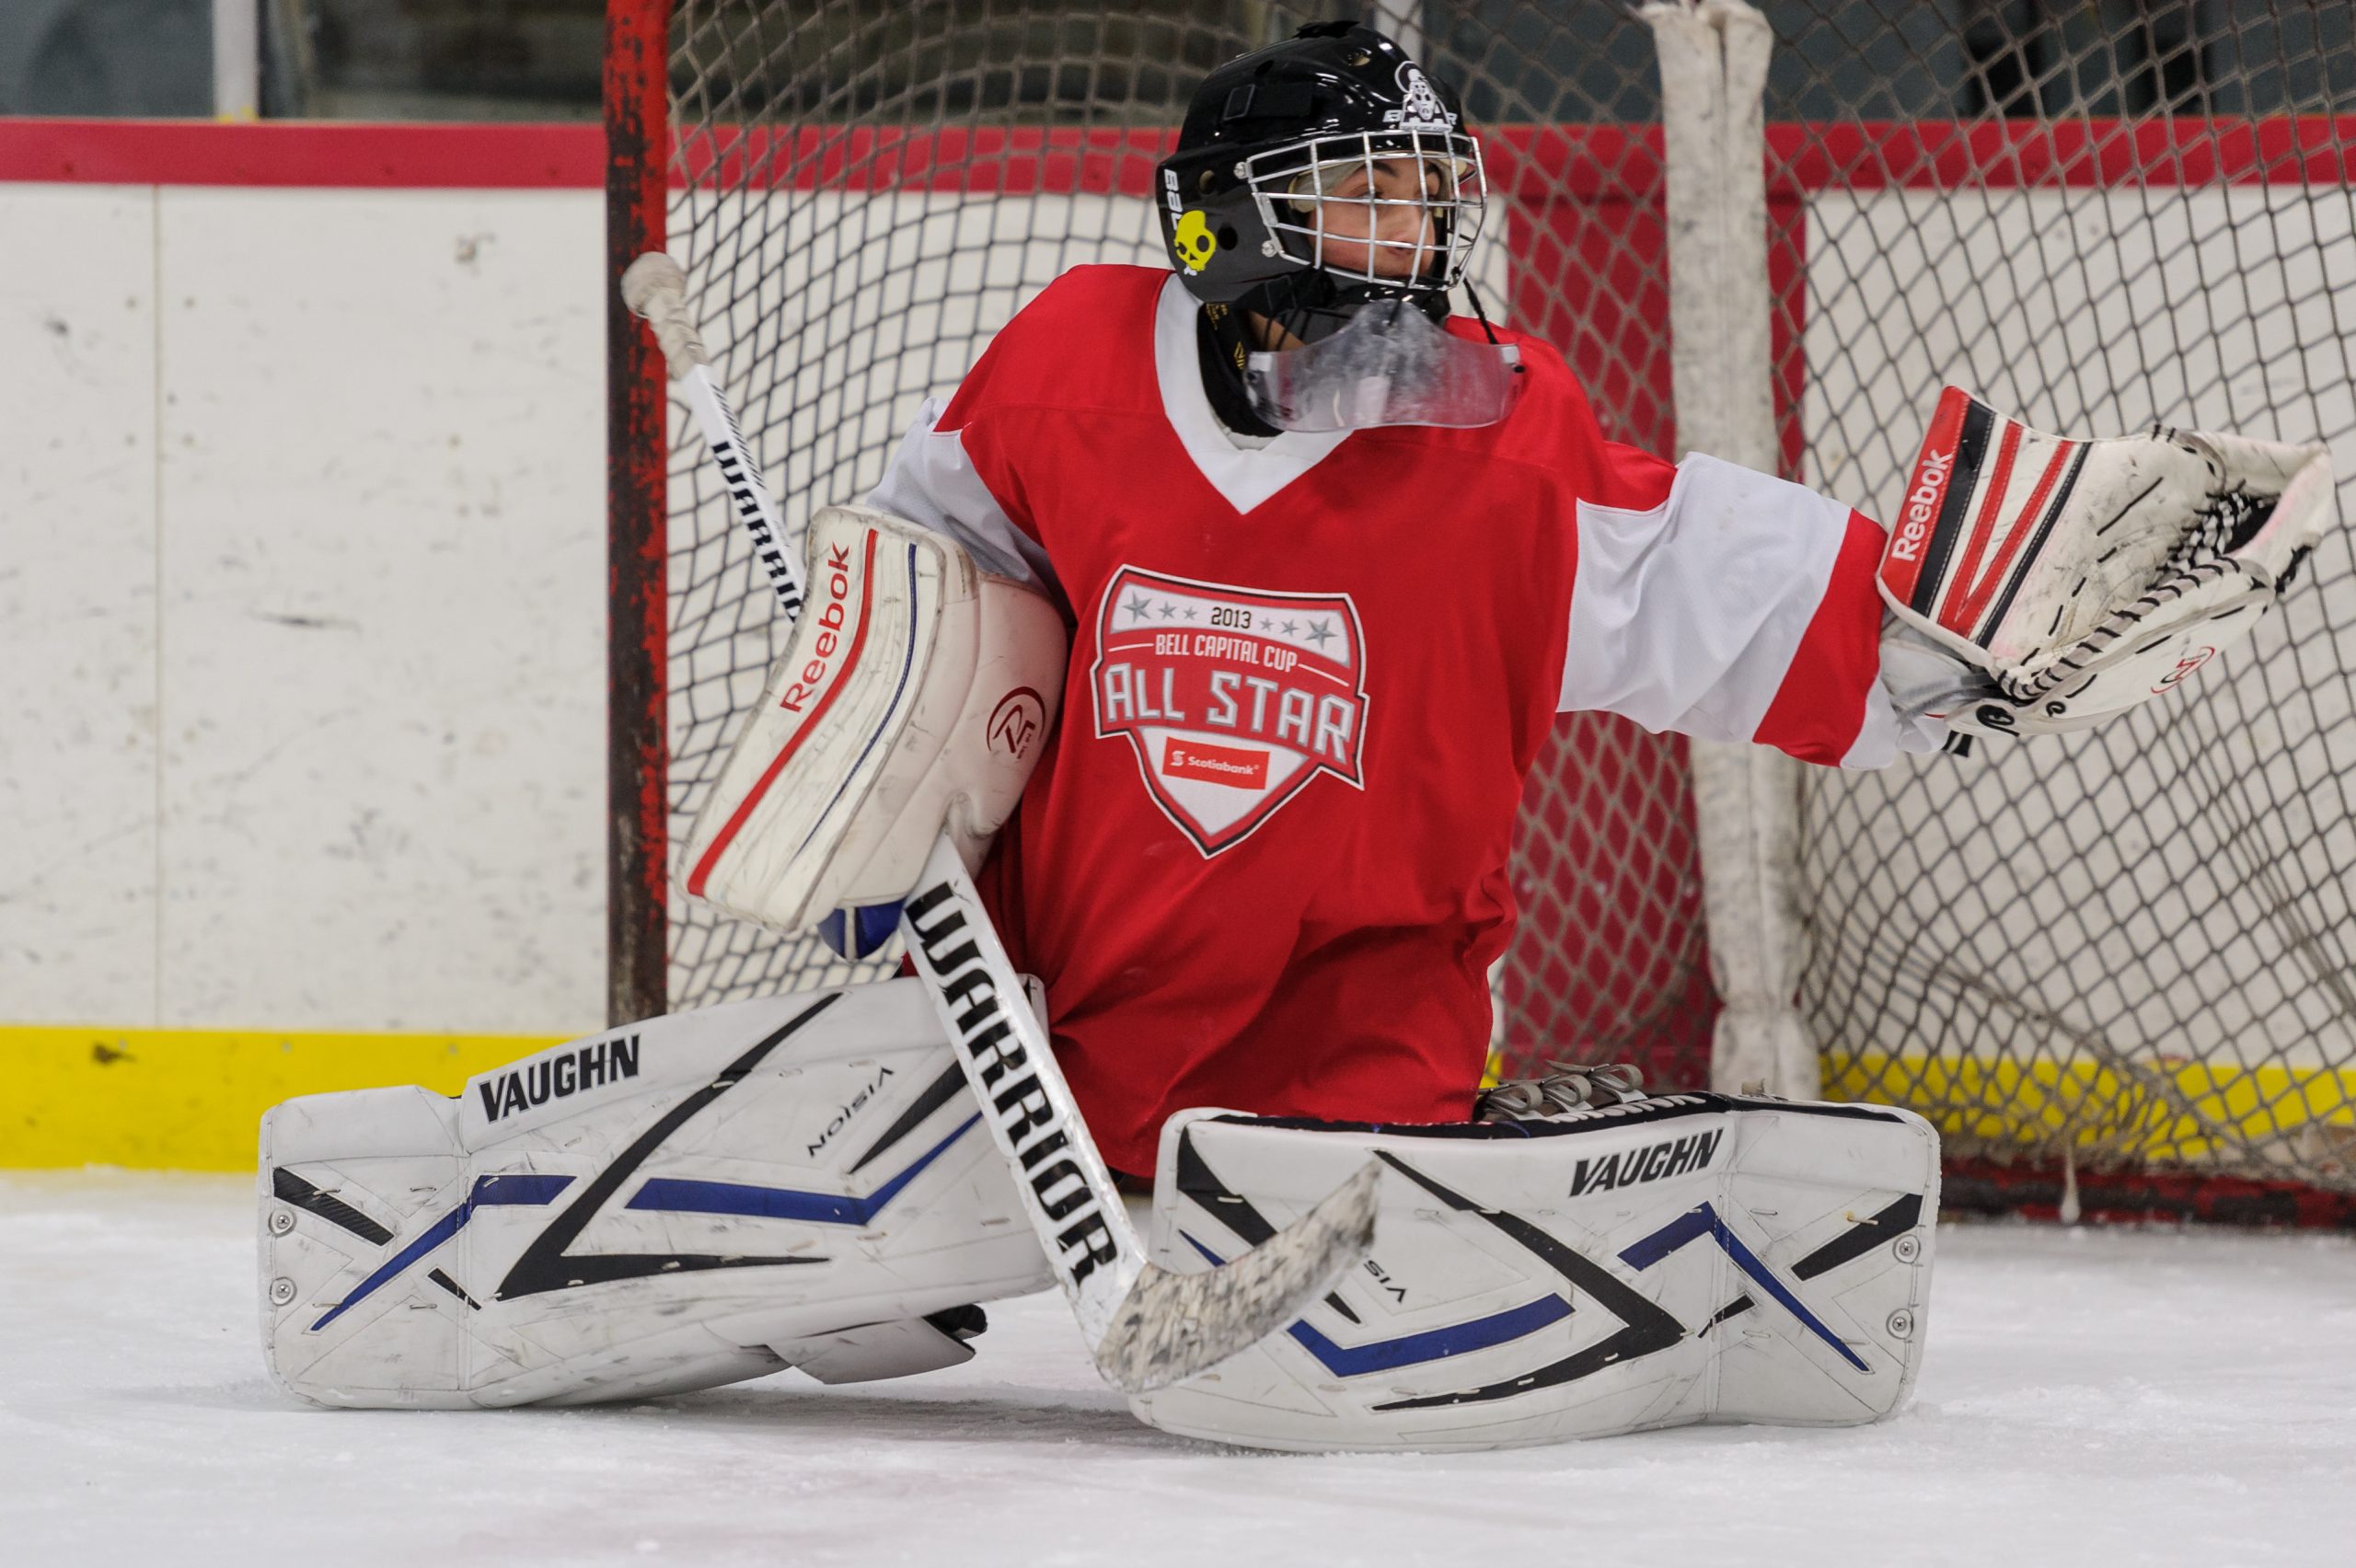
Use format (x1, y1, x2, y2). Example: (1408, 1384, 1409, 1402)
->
(641, 0, 2356, 1203)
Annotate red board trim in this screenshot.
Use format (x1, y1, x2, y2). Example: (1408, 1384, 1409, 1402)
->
(673, 124, 1176, 198)
(1769, 115, 2356, 191)
(8, 115, 2348, 193)
(0, 119, 606, 188)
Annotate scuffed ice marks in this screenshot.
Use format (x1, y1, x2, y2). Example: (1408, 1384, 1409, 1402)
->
(6, 1178, 2356, 1567)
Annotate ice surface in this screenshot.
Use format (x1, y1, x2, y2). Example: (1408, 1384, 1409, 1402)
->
(2, 1173, 2351, 1568)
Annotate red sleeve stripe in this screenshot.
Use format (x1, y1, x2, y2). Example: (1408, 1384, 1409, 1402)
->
(1751, 508, 1888, 766)
(686, 528, 882, 897)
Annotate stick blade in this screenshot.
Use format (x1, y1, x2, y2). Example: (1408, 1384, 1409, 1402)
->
(1091, 1159, 1381, 1394)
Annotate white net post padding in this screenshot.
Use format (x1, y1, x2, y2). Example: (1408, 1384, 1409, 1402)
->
(1645, 0, 1816, 1099)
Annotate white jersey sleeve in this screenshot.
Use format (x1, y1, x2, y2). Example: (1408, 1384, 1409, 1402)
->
(867, 397, 1062, 599)
(1557, 453, 1921, 768)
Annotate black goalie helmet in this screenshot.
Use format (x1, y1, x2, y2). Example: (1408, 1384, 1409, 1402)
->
(1156, 21, 1487, 343)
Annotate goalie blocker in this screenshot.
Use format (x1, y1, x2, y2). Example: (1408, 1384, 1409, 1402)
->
(680, 503, 1067, 941)
(1878, 386, 2333, 742)
(261, 988, 1937, 1448)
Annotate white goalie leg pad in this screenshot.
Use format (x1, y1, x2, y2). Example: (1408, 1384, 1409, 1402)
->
(1129, 1095, 1939, 1452)
(681, 503, 1067, 932)
(1879, 386, 2333, 739)
(259, 979, 1053, 1409)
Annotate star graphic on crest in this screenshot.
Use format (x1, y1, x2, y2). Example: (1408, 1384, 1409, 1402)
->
(1123, 592, 1153, 621)
(1183, 605, 1200, 621)
(1305, 618, 1336, 648)
(1279, 619, 1299, 637)
(1159, 600, 1178, 619)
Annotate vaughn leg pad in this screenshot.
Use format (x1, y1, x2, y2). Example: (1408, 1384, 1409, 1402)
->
(1130, 1095, 1939, 1451)
(260, 980, 1052, 1409)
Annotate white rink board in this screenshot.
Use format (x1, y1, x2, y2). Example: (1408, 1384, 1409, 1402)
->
(0, 183, 607, 1035)
(153, 188, 606, 1034)
(2, 1174, 2351, 1568)
(0, 185, 161, 1022)
(1800, 185, 2356, 1074)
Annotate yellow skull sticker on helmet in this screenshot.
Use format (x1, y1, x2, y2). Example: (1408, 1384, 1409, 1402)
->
(1172, 210, 1218, 273)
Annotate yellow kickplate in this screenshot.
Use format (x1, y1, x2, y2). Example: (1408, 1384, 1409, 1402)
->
(1825, 1049, 2356, 1165)
(1, 1025, 564, 1172)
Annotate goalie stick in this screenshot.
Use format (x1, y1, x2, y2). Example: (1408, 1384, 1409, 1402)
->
(620, 252, 1380, 1394)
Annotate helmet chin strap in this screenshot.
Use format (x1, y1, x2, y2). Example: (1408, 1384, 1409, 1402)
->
(1195, 302, 1282, 438)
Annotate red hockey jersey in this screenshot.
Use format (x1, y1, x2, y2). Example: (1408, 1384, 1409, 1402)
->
(870, 264, 1895, 1176)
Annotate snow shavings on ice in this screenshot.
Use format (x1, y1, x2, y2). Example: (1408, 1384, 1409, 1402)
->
(2, 1173, 2350, 1568)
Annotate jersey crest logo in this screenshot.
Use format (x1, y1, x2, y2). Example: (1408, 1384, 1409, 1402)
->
(1091, 566, 1369, 856)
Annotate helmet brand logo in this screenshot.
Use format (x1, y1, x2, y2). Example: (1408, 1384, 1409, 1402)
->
(1173, 210, 1219, 274)
(1385, 64, 1456, 132)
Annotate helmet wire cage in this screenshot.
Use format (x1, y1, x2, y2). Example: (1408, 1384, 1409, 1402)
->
(1240, 129, 1488, 292)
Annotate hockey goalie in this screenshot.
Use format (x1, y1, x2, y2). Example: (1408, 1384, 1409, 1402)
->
(255, 23, 2332, 1451)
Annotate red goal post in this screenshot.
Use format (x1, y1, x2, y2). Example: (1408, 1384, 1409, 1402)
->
(606, 0, 2356, 1223)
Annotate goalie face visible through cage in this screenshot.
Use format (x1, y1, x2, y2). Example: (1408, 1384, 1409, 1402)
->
(1242, 129, 1487, 289)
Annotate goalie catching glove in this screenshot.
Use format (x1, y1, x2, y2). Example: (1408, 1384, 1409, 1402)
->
(681, 505, 1066, 942)
(1877, 386, 2333, 742)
